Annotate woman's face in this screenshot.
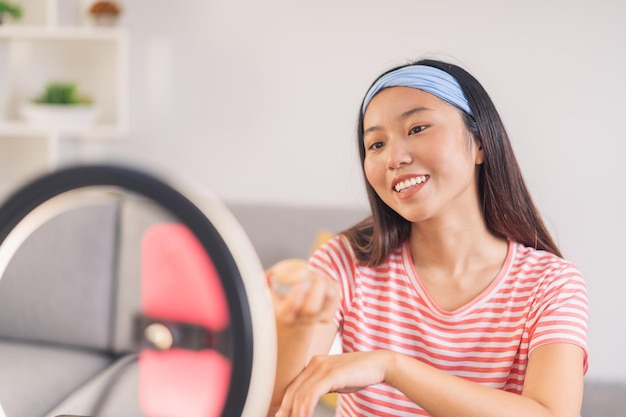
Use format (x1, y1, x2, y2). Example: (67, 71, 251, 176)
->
(362, 87, 483, 225)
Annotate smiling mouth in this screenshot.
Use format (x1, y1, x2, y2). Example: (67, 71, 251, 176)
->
(394, 175, 428, 192)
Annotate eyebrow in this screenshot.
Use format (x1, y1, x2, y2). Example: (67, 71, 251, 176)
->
(401, 106, 432, 119)
(363, 106, 432, 136)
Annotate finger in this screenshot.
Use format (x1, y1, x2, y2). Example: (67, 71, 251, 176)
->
(299, 274, 327, 317)
(267, 259, 310, 293)
(285, 359, 337, 417)
(269, 271, 312, 296)
(273, 281, 310, 323)
(277, 367, 324, 417)
(276, 274, 328, 323)
(296, 274, 340, 324)
(270, 269, 339, 325)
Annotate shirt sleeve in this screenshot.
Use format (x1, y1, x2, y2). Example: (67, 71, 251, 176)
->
(527, 261, 589, 373)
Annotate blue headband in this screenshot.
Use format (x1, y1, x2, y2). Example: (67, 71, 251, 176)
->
(361, 65, 472, 116)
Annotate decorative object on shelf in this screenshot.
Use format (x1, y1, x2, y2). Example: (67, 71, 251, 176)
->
(0, 0, 23, 24)
(20, 82, 99, 128)
(88, 0, 122, 26)
(34, 82, 93, 106)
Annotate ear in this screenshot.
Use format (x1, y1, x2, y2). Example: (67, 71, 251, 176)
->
(474, 139, 485, 165)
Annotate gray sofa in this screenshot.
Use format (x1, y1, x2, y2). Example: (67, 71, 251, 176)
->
(0, 191, 623, 416)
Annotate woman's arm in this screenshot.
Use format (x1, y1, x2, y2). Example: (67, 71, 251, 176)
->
(269, 320, 337, 415)
(389, 342, 585, 417)
(265, 259, 340, 416)
(275, 342, 585, 417)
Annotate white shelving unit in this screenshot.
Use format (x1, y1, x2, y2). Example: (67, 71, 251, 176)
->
(0, 0, 128, 198)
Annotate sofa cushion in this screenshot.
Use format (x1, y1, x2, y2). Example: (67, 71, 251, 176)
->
(0, 340, 113, 417)
(0, 198, 119, 351)
(43, 354, 144, 417)
(582, 379, 626, 417)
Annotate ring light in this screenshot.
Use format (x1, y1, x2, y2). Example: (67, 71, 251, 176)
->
(0, 164, 276, 417)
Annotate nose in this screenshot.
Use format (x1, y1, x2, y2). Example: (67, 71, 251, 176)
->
(387, 138, 413, 170)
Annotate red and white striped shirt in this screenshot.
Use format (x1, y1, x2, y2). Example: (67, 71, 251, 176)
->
(310, 236, 589, 417)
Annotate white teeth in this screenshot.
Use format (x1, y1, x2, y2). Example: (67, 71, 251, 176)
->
(394, 175, 427, 192)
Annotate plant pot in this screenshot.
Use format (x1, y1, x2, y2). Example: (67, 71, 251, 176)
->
(90, 13, 119, 26)
(20, 102, 99, 128)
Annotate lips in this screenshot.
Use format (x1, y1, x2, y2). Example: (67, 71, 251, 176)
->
(393, 175, 429, 193)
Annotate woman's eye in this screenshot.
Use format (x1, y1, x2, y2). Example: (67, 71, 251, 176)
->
(367, 141, 384, 151)
(409, 125, 426, 135)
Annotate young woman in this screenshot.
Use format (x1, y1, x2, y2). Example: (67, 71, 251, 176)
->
(266, 59, 588, 417)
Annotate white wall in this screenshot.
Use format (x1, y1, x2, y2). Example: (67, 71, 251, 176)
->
(91, 0, 625, 380)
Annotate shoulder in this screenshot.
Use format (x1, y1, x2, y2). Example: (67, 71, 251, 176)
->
(511, 242, 583, 285)
(511, 242, 587, 311)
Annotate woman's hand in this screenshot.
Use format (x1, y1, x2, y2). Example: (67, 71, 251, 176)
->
(266, 259, 342, 417)
(275, 350, 393, 417)
(266, 258, 340, 326)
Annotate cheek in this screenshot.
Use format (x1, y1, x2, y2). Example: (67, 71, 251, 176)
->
(363, 158, 380, 188)
(428, 135, 471, 169)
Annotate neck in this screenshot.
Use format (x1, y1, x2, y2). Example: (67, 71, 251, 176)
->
(409, 217, 507, 275)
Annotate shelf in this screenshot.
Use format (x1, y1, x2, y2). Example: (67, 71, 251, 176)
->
(0, 120, 126, 140)
(0, 0, 128, 188)
(0, 24, 128, 142)
(0, 25, 125, 41)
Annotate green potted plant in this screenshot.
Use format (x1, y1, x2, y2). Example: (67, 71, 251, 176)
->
(34, 82, 93, 106)
(20, 81, 98, 128)
(0, 0, 23, 24)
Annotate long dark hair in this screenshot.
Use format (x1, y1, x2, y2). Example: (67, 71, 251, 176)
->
(343, 58, 562, 266)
